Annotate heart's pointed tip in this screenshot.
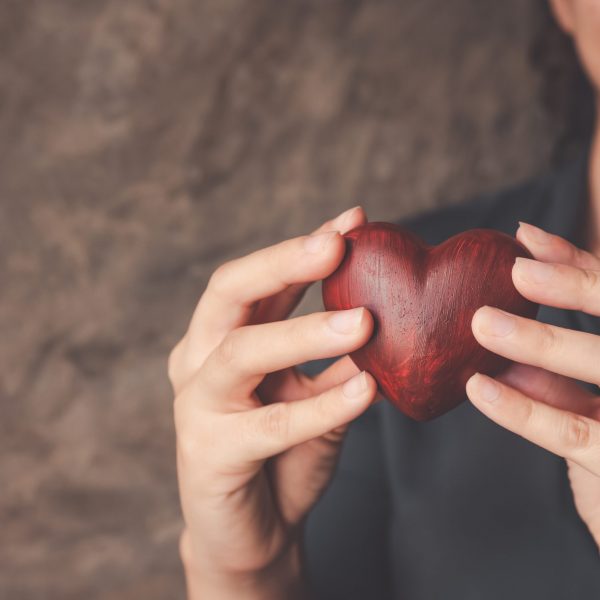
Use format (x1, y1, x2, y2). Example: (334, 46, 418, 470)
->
(407, 409, 448, 422)
(387, 395, 468, 422)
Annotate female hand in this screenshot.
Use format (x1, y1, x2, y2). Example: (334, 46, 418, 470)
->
(466, 221, 600, 548)
(168, 206, 379, 599)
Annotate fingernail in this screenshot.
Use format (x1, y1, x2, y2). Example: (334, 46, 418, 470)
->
(515, 256, 554, 283)
(342, 371, 367, 398)
(475, 306, 516, 337)
(469, 373, 501, 404)
(332, 205, 361, 228)
(304, 230, 337, 253)
(328, 307, 364, 334)
(518, 221, 552, 245)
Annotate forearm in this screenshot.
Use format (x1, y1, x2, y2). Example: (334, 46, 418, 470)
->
(180, 529, 311, 600)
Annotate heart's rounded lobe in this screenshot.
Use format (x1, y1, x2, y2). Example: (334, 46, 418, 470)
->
(322, 222, 539, 421)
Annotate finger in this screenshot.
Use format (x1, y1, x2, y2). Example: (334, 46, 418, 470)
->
(466, 372, 600, 477)
(197, 205, 365, 334)
(497, 362, 599, 417)
(169, 206, 366, 392)
(307, 354, 385, 403)
(197, 307, 374, 402)
(255, 356, 361, 405)
(516, 222, 600, 270)
(304, 355, 384, 406)
(314, 205, 366, 238)
(512, 257, 600, 316)
(471, 305, 600, 386)
(195, 231, 342, 339)
(251, 206, 368, 324)
(258, 354, 372, 406)
(182, 207, 365, 367)
(230, 370, 378, 461)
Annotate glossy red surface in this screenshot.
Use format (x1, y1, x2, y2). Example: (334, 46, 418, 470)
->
(322, 222, 539, 421)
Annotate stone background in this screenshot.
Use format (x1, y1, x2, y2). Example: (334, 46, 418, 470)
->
(0, 1, 587, 597)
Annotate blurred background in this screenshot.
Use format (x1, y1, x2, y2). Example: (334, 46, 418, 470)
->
(0, 0, 593, 597)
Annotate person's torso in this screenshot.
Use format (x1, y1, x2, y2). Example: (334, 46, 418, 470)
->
(303, 150, 600, 600)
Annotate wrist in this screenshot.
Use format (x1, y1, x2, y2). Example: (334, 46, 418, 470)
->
(180, 528, 310, 600)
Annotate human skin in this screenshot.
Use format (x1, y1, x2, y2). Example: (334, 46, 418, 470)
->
(171, 2, 600, 597)
(466, 0, 600, 551)
(169, 206, 379, 599)
(467, 225, 600, 548)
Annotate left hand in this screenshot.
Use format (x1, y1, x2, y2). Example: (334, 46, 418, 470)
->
(465, 221, 600, 549)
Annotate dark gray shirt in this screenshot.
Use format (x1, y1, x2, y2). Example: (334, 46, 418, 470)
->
(303, 146, 600, 600)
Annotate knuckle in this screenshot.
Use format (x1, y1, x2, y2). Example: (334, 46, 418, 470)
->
(569, 244, 579, 262)
(214, 329, 243, 369)
(575, 246, 592, 267)
(257, 402, 290, 441)
(570, 243, 586, 265)
(559, 415, 593, 452)
(580, 268, 600, 296)
(168, 338, 185, 386)
(518, 396, 536, 429)
(208, 261, 235, 298)
(538, 322, 561, 355)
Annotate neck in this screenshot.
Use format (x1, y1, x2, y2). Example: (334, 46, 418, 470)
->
(586, 104, 600, 257)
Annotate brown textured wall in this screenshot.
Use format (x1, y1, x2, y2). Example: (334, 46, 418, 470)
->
(0, 1, 573, 597)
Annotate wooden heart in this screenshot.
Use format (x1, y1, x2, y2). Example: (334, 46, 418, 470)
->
(322, 222, 538, 421)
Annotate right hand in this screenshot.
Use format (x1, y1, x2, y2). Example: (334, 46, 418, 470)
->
(168, 206, 379, 599)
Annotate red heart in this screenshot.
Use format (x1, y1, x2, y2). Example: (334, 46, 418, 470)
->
(322, 222, 538, 421)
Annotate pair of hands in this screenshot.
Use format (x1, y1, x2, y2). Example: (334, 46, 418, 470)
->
(168, 206, 600, 599)
(467, 219, 600, 546)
